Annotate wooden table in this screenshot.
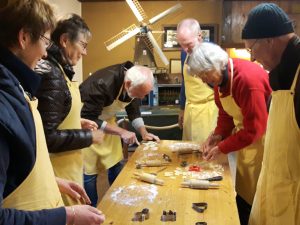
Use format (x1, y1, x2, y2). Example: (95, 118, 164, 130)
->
(98, 140, 240, 225)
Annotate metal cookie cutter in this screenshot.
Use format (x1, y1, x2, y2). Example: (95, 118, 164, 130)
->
(132, 208, 149, 221)
(163, 153, 172, 162)
(161, 210, 176, 221)
(195, 222, 207, 225)
(192, 202, 208, 213)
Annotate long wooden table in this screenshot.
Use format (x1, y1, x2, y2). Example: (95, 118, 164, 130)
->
(98, 140, 240, 225)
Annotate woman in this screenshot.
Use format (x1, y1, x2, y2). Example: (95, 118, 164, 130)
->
(187, 42, 271, 225)
(35, 14, 104, 206)
(0, 0, 104, 224)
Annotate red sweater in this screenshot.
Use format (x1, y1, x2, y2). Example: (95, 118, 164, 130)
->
(214, 58, 272, 154)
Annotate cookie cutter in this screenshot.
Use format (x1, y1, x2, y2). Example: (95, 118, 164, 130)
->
(161, 210, 176, 221)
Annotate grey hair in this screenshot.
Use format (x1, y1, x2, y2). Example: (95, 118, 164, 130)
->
(125, 65, 154, 88)
(177, 18, 201, 36)
(187, 42, 228, 76)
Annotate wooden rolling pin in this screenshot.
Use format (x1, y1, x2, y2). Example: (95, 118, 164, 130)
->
(134, 172, 164, 185)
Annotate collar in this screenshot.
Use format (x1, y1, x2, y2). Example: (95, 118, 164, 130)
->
(0, 45, 41, 96)
(269, 34, 300, 90)
(121, 61, 134, 101)
(219, 64, 229, 88)
(47, 45, 75, 80)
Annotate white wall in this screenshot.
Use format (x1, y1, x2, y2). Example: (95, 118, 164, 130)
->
(47, 0, 83, 82)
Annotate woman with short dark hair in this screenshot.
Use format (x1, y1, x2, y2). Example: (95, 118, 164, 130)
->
(35, 14, 104, 206)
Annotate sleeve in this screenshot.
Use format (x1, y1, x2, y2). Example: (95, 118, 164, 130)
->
(125, 99, 142, 122)
(213, 87, 235, 139)
(217, 76, 269, 154)
(179, 50, 186, 110)
(35, 63, 93, 153)
(0, 133, 66, 225)
(80, 77, 110, 128)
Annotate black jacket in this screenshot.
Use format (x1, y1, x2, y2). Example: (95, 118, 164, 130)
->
(269, 34, 300, 127)
(0, 46, 65, 225)
(80, 61, 142, 126)
(35, 46, 93, 153)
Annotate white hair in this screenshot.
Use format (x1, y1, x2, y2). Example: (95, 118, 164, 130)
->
(124, 65, 154, 88)
(187, 42, 228, 76)
(177, 18, 201, 36)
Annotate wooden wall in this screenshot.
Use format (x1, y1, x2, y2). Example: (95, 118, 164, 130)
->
(222, 1, 300, 47)
(81, 0, 223, 80)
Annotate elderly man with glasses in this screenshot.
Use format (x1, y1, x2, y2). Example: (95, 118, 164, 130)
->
(242, 3, 300, 225)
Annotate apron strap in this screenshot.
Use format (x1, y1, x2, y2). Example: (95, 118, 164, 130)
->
(290, 64, 300, 92)
(229, 58, 234, 95)
(56, 62, 72, 85)
(116, 83, 124, 100)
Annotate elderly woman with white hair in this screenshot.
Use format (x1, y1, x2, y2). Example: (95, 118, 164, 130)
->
(187, 42, 271, 225)
(79, 61, 160, 207)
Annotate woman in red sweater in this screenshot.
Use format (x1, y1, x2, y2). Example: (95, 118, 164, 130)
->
(187, 42, 272, 225)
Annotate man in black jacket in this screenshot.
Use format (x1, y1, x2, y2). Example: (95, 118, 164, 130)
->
(80, 61, 160, 206)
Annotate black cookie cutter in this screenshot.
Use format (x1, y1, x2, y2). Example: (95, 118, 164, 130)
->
(192, 202, 208, 213)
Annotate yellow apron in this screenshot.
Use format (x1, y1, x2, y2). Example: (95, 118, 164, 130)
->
(182, 55, 218, 142)
(249, 64, 300, 225)
(219, 58, 264, 205)
(3, 94, 64, 210)
(49, 63, 83, 206)
(84, 85, 131, 174)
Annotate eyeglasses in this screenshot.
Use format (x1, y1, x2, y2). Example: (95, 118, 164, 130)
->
(78, 40, 88, 50)
(246, 39, 258, 53)
(40, 34, 53, 50)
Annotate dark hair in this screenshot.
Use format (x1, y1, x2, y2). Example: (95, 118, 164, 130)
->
(51, 13, 91, 46)
(0, 0, 56, 48)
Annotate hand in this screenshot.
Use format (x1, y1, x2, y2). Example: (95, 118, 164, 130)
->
(56, 177, 91, 205)
(92, 130, 104, 144)
(66, 205, 105, 225)
(141, 132, 160, 142)
(178, 109, 184, 129)
(120, 130, 139, 145)
(202, 145, 222, 161)
(201, 134, 222, 153)
(81, 118, 98, 131)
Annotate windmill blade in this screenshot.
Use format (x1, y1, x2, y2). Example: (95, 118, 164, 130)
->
(146, 31, 169, 65)
(149, 3, 182, 25)
(126, 0, 147, 22)
(104, 24, 140, 51)
(151, 30, 165, 34)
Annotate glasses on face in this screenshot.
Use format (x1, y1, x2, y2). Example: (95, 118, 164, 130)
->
(40, 34, 53, 50)
(246, 39, 258, 53)
(78, 40, 88, 50)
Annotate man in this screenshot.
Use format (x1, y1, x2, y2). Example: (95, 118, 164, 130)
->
(80, 62, 160, 206)
(176, 18, 218, 142)
(242, 3, 300, 225)
(188, 42, 271, 225)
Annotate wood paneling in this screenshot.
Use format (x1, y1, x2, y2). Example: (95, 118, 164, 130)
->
(222, 1, 300, 46)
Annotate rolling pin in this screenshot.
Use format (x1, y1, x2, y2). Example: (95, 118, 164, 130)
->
(134, 172, 164, 185)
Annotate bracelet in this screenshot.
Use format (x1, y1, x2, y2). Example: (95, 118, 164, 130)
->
(71, 206, 76, 225)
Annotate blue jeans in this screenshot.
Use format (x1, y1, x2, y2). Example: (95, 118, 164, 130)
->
(84, 161, 124, 207)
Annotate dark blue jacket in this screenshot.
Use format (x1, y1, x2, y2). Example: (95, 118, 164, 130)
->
(0, 46, 65, 225)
